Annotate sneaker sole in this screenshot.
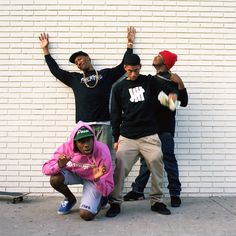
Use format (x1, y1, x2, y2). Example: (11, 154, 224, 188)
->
(171, 204, 181, 207)
(57, 210, 71, 215)
(151, 208, 171, 215)
(105, 212, 120, 217)
(123, 196, 145, 201)
(105, 210, 121, 217)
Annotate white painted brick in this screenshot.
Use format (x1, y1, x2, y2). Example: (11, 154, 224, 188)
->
(1, 1, 236, 197)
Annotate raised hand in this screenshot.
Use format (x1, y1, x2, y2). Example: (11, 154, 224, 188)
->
(39, 33, 50, 55)
(39, 33, 49, 49)
(127, 26, 136, 45)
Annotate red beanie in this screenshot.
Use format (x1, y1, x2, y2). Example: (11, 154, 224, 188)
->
(159, 50, 177, 70)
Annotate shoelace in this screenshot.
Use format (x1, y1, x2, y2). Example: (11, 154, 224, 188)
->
(60, 200, 69, 208)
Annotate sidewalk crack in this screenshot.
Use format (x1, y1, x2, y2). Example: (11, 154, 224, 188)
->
(211, 197, 236, 216)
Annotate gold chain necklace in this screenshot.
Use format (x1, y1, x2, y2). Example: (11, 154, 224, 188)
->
(83, 70, 99, 88)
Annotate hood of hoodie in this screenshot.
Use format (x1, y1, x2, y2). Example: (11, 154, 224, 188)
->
(70, 121, 97, 155)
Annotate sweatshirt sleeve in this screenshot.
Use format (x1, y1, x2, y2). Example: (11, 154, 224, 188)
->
(102, 48, 133, 84)
(45, 54, 74, 87)
(42, 140, 73, 176)
(94, 145, 114, 196)
(111, 84, 123, 142)
(178, 88, 188, 107)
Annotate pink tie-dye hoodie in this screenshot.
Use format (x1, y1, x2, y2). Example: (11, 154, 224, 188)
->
(42, 121, 114, 197)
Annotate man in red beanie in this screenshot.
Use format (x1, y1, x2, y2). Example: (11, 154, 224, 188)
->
(123, 48, 188, 208)
(157, 50, 177, 72)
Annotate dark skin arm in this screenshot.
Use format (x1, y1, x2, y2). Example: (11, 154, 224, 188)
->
(170, 73, 185, 90)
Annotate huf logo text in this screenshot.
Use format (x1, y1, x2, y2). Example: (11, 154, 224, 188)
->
(129, 86, 145, 102)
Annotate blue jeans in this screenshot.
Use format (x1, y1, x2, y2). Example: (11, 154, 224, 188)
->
(132, 132, 181, 196)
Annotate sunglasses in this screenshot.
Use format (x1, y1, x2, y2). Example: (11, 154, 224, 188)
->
(153, 54, 166, 67)
(152, 63, 165, 67)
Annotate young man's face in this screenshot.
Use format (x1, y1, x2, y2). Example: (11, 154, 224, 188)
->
(74, 55, 92, 72)
(152, 55, 167, 74)
(75, 137, 93, 154)
(124, 64, 141, 81)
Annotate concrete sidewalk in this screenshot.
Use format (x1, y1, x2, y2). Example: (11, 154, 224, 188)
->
(1, 196, 236, 236)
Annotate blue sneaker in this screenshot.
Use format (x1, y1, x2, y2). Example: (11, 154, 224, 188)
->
(57, 199, 76, 215)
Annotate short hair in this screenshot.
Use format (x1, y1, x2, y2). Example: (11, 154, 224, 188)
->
(124, 54, 141, 66)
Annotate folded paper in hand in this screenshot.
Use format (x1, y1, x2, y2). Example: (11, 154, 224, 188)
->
(158, 91, 180, 111)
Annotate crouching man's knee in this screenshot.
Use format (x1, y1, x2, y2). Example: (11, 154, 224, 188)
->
(50, 174, 64, 188)
(79, 209, 96, 221)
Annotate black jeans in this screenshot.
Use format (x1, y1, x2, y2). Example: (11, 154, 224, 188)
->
(131, 132, 181, 196)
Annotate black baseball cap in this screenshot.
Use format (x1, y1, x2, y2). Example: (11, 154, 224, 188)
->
(69, 51, 89, 64)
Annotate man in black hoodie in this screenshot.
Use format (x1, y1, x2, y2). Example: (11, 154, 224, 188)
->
(106, 53, 179, 217)
(39, 27, 135, 151)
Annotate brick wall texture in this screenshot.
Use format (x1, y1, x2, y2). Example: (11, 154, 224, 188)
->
(1, 0, 236, 197)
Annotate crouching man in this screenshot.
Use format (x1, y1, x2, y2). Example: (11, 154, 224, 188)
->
(42, 121, 114, 221)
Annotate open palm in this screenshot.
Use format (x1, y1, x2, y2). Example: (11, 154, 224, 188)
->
(39, 33, 49, 49)
(93, 164, 106, 181)
(127, 26, 136, 43)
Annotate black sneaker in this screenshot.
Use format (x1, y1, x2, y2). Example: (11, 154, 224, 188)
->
(105, 203, 121, 217)
(171, 196, 181, 207)
(123, 191, 145, 201)
(100, 196, 108, 208)
(151, 202, 171, 215)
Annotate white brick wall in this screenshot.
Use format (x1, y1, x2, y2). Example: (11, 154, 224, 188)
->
(1, 0, 236, 197)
